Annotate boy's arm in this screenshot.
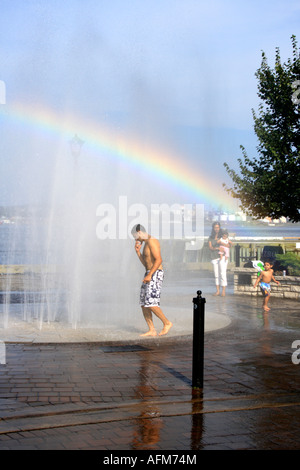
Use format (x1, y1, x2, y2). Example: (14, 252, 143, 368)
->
(253, 272, 262, 288)
(272, 274, 280, 285)
(135, 241, 147, 268)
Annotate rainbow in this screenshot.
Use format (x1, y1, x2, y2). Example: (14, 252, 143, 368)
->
(2, 101, 236, 210)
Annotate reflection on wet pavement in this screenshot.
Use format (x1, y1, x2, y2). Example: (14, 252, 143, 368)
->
(0, 271, 300, 449)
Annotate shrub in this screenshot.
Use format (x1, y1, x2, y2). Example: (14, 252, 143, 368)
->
(276, 252, 300, 276)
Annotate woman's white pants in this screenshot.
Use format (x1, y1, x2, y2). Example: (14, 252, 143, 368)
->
(211, 258, 228, 286)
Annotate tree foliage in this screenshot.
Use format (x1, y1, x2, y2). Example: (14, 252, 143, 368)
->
(276, 252, 300, 276)
(224, 36, 300, 222)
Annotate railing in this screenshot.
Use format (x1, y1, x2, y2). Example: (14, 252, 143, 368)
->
(161, 237, 300, 267)
(0, 238, 299, 273)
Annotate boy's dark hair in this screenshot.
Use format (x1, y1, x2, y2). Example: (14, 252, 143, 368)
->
(222, 230, 229, 236)
(131, 224, 146, 235)
(264, 259, 273, 265)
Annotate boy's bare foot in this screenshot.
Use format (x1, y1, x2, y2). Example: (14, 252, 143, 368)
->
(213, 292, 220, 296)
(140, 330, 157, 337)
(159, 322, 173, 336)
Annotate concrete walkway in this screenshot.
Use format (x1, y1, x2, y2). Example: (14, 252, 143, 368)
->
(0, 273, 300, 450)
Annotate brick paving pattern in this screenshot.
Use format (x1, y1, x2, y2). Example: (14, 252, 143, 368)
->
(0, 292, 300, 450)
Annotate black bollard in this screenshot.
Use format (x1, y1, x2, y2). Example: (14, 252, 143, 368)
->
(192, 290, 206, 389)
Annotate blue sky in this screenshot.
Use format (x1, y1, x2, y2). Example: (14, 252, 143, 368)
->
(0, 0, 299, 207)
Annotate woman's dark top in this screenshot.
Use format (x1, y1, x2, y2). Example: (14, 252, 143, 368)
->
(208, 235, 220, 260)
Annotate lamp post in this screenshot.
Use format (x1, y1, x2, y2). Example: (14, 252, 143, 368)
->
(68, 134, 84, 329)
(69, 134, 84, 171)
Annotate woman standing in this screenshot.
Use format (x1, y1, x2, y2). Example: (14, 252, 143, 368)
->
(208, 221, 228, 296)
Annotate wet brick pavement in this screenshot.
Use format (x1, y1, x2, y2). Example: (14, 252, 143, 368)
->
(0, 289, 300, 450)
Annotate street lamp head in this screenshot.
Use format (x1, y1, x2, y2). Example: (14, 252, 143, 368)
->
(69, 134, 84, 157)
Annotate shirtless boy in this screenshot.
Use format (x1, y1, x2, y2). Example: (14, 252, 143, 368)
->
(132, 224, 172, 337)
(253, 260, 280, 311)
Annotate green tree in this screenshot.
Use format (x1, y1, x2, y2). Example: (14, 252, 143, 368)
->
(224, 35, 300, 222)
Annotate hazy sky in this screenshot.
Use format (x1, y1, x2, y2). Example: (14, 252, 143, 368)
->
(0, 0, 299, 207)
